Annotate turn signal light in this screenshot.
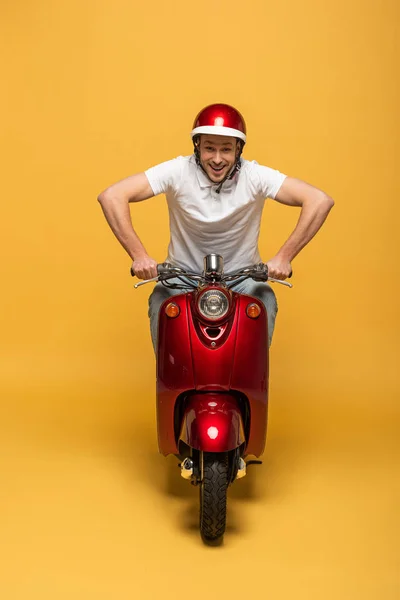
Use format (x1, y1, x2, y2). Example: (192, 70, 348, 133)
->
(246, 303, 261, 318)
(165, 302, 180, 318)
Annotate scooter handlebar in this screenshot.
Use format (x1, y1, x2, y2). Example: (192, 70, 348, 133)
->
(252, 263, 292, 279)
(131, 262, 293, 288)
(130, 263, 172, 277)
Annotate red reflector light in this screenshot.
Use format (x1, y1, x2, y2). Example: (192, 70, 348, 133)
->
(207, 426, 219, 439)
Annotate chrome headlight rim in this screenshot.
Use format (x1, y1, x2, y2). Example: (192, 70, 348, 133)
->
(197, 288, 231, 322)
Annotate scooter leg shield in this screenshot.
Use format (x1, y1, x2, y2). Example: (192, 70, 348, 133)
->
(179, 394, 245, 452)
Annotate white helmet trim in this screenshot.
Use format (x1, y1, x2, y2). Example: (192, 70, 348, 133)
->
(191, 125, 246, 142)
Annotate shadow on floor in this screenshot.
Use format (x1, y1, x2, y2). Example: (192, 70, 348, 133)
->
(118, 418, 306, 539)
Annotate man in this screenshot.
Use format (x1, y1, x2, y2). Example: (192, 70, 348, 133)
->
(98, 103, 334, 349)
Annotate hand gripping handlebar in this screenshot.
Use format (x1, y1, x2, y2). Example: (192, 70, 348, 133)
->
(130, 261, 293, 289)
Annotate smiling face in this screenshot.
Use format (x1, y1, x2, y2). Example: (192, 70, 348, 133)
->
(197, 134, 240, 183)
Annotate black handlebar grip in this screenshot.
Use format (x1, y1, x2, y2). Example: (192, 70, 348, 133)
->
(264, 263, 293, 279)
(130, 264, 164, 277)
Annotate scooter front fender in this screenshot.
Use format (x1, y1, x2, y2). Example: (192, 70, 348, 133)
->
(179, 393, 245, 452)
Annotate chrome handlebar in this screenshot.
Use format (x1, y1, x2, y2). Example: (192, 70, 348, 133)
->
(132, 263, 293, 289)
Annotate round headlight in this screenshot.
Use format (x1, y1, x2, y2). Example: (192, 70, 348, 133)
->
(198, 290, 229, 321)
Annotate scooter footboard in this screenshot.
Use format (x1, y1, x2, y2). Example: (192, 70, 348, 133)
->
(179, 393, 245, 452)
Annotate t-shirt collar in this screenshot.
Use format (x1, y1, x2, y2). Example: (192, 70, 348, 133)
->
(196, 164, 213, 188)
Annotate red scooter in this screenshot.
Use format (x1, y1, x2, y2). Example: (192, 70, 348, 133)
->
(132, 254, 292, 543)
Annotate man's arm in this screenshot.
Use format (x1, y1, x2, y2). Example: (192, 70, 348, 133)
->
(266, 177, 335, 279)
(97, 172, 158, 279)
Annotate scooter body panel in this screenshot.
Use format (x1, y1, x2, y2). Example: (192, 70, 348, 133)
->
(156, 294, 195, 455)
(230, 294, 269, 456)
(156, 288, 269, 457)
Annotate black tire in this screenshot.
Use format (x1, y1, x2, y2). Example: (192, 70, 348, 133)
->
(199, 452, 229, 543)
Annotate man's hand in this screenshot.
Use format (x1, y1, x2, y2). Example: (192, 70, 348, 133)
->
(131, 254, 158, 280)
(266, 256, 292, 280)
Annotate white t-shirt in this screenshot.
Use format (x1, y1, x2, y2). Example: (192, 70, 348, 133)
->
(145, 154, 286, 273)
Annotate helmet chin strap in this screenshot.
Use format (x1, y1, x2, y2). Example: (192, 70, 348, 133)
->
(214, 159, 242, 194)
(194, 138, 243, 194)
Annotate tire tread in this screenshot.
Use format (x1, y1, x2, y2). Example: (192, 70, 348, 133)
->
(200, 452, 228, 542)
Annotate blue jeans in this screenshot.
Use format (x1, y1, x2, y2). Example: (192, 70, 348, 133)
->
(148, 277, 278, 351)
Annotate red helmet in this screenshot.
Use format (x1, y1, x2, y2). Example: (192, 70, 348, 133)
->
(191, 103, 247, 143)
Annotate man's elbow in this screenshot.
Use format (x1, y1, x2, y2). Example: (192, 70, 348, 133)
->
(97, 189, 119, 207)
(325, 194, 335, 211)
(97, 190, 108, 205)
(318, 192, 335, 212)
(303, 192, 334, 214)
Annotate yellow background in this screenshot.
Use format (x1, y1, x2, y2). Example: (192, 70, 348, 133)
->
(1, 0, 399, 598)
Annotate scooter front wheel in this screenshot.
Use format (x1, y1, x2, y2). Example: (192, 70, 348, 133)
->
(199, 451, 228, 544)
